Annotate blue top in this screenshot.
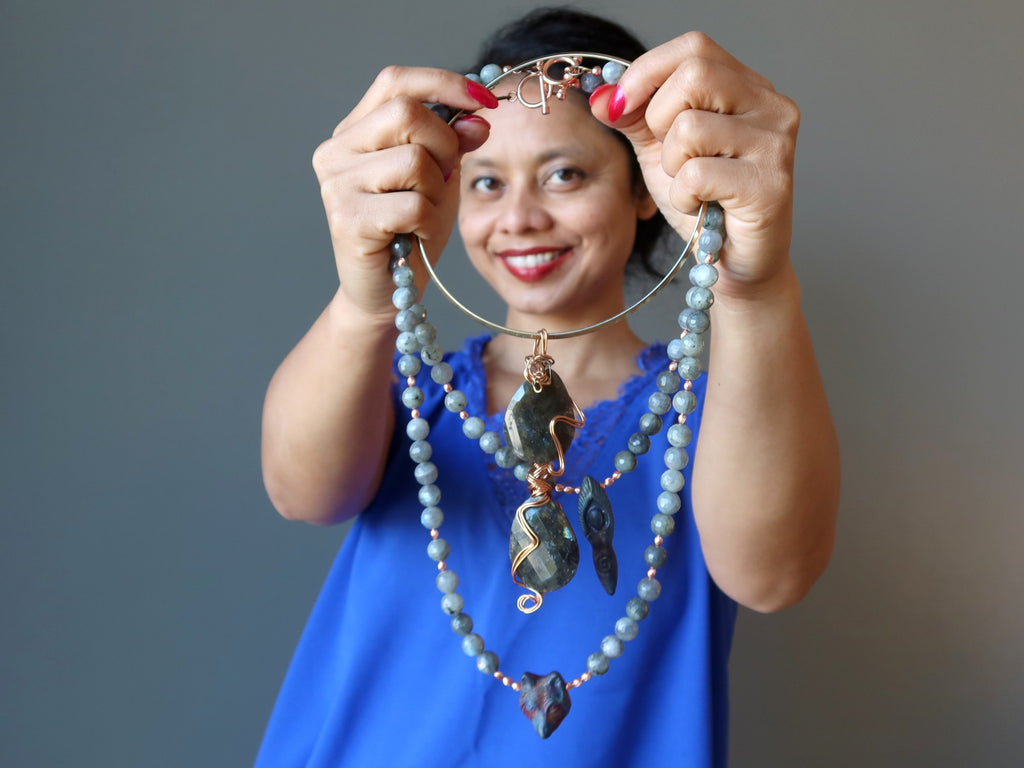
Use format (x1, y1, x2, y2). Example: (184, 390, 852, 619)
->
(256, 335, 737, 767)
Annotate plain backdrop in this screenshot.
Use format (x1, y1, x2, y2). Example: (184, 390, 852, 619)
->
(2, 0, 1022, 765)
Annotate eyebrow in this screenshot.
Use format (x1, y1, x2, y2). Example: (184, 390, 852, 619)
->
(463, 147, 587, 170)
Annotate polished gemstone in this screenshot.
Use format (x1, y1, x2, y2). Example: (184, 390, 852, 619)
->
(509, 499, 579, 593)
(519, 671, 571, 738)
(503, 371, 576, 464)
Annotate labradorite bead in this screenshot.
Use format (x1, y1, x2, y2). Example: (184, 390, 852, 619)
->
(657, 370, 681, 394)
(418, 484, 441, 507)
(627, 432, 650, 455)
(601, 61, 625, 84)
(414, 322, 437, 345)
(638, 576, 662, 601)
(391, 263, 414, 287)
(420, 506, 443, 529)
(667, 337, 685, 361)
(463, 416, 485, 440)
(664, 447, 688, 471)
(651, 514, 675, 537)
(450, 613, 473, 635)
(678, 308, 710, 335)
(396, 331, 420, 355)
(673, 390, 697, 415)
(601, 634, 624, 659)
(667, 423, 692, 447)
(648, 392, 671, 415)
(615, 616, 639, 641)
(392, 286, 417, 311)
(477, 651, 499, 675)
(680, 332, 704, 357)
(401, 386, 424, 409)
(407, 303, 427, 324)
(495, 446, 517, 469)
(580, 72, 602, 92)
(441, 592, 463, 615)
(639, 412, 663, 435)
(503, 371, 576, 464)
(644, 544, 668, 568)
(698, 230, 724, 254)
(614, 450, 637, 473)
(657, 491, 681, 514)
(479, 431, 502, 454)
(391, 233, 414, 260)
(626, 596, 649, 621)
(406, 417, 429, 441)
(513, 462, 531, 481)
(444, 390, 467, 413)
(397, 353, 420, 377)
(420, 343, 443, 366)
(661, 469, 684, 493)
(414, 462, 437, 486)
(689, 263, 719, 288)
(587, 652, 610, 675)
(479, 63, 503, 84)
(430, 362, 453, 385)
(703, 204, 725, 230)
(462, 633, 484, 656)
(409, 440, 432, 463)
(678, 356, 702, 381)
(427, 538, 450, 562)
(436, 570, 458, 593)
(395, 309, 418, 332)
(509, 499, 580, 593)
(686, 286, 714, 311)
(465, 72, 483, 84)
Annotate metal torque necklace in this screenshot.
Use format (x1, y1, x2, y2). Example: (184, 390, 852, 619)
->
(388, 53, 724, 738)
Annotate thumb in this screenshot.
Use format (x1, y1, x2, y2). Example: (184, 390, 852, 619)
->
(451, 114, 491, 156)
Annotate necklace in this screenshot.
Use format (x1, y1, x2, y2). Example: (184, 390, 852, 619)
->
(388, 53, 724, 738)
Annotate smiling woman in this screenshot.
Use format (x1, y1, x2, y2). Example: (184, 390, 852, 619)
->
(257, 6, 839, 766)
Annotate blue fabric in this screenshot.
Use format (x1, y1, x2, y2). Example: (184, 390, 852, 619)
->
(256, 335, 737, 767)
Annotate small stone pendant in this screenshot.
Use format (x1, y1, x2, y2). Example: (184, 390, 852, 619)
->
(578, 476, 617, 595)
(509, 499, 579, 593)
(519, 671, 571, 738)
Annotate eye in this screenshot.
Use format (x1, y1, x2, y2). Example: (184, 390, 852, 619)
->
(544, 166, 585, 189)
(469, 175, 502, 194)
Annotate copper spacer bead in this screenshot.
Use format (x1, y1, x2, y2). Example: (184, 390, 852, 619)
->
(430, 529, 439, 539)
(654, 535, 664, 546)
(443, 383, 453, 393)
(411, 409, 420, 419)
(647, 568, 657, 579)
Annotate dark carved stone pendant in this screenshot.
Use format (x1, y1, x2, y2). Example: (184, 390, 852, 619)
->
(519, 671, 571, 738)
(503, 370, 576, 465)
(509, 499, 579, 593)
(578, 476, 618, 595)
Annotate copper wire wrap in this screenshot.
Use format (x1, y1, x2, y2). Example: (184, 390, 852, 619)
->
(510, 391, 585, 614)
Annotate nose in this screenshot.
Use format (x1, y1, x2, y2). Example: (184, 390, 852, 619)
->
(496, 184, 553, 234)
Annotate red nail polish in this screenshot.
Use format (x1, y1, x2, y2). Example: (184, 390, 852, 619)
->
(588, 83, 616, 108)
(466, 80, 499, 109)
(607, 86, 626, 123)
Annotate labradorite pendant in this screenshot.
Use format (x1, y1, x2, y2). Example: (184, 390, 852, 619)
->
(509, 499, 580, 593)
(503, 370, 576, 465)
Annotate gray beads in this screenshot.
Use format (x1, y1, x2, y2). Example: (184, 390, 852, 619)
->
(479, 63, 503, 84)
(657, 370, 681, 393)
(494, 446, 517, 469)
(390, 233, 414, 261)
(409, 439, 432, 463)
(580, 72, 602, 92)
(462, 633, 484, 656)
(614, 450, 637, 473)
(436, 570, 458, 593)
(679, 332, 704, 357)
(648, 392, 672, 415)
(644, 544, 668, 568)
(444, 390, 467, 413)
(673, 390, 697, 415)
(450, 613, 473, 635)
(627, 432, 650, 455)
(430, 362, 453, 385)
(479, 431, 502, 454)
(476, 651, 499, 675)
(406, 417, 429, 441)
(420, 343, 443, 366)
(395, 309, 420, 332)
(667, 423, 692, 447)
(661, 469, 685, 493)
(391, 264, 415, 288)
(703, 204, 725, 230)
(414, 461, 437, 485)
(427, 537, 450, 561)
(601, 634, 624, 659)
(651, 513, 675, 537)
(462, 416, 485, 440)
(396, 331, 420, 355)
(414, 322, 437, 345)
(689, 263, 719, 288)
(587, 651, 610, 675)
(657, 491, 681, 514)
(638, 576, 662, 601)
(397, 353, 421, 377)
(677, 356, 702, 381)
(639, 412, 663, 435)
(615, 616, 639, 641)
(420, 506, 443, 529)
(441, 592, 464, 615)
(625, 597, 649, 621)
(418, 484, 441, 507)
(392, 285, 418, 311)
(686, 286, 714, 311)
(401, 386, 424, 410)
(698, 230, 723, 254)
(663, 447, 688, 471)
(678, 308, 710, 334)
(601, 60, 625, 84)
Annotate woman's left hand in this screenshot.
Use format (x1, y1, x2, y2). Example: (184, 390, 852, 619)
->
(591, 32, 800, 298)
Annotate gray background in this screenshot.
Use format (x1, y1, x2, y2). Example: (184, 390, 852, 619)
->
(2, 0, 1021, 765)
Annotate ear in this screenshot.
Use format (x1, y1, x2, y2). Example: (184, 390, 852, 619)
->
(634, 186, 659, 221)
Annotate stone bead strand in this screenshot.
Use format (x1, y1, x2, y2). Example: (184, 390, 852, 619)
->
(465, 58, 626, 90)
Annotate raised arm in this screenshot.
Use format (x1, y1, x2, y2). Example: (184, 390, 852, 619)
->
(592, 32, 840, 611)
(261, 68, 494, 524)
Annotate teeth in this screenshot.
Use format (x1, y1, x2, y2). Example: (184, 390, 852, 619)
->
(505, 251, 561, 268)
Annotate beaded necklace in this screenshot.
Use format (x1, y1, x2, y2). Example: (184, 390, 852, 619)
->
(389, 54, 724, 738)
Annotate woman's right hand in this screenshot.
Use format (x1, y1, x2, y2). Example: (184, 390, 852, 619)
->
(312, 67, 495, 324)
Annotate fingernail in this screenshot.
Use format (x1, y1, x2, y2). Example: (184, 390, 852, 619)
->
(608, 86, 626, 123)
(588, 83, 616, 108)
(454, 114, 490, 128)
(466, 80, 499, 109)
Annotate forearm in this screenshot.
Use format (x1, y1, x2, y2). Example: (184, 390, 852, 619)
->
(261, 289, 398, 525)
(692, 266, 840, 612)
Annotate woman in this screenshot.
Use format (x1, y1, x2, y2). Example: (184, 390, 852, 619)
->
(257, 7, 839, 766)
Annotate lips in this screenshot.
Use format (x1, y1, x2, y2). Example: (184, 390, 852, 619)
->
(498, 247, 570, 282)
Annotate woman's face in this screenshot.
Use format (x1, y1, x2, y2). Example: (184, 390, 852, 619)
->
(458, 91, 655, 327)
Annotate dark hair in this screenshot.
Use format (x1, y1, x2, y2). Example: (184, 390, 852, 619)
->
(467, 7, 670, 276)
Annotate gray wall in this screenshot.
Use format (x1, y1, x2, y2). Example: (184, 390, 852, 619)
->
(2, 0, 1021, 765)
